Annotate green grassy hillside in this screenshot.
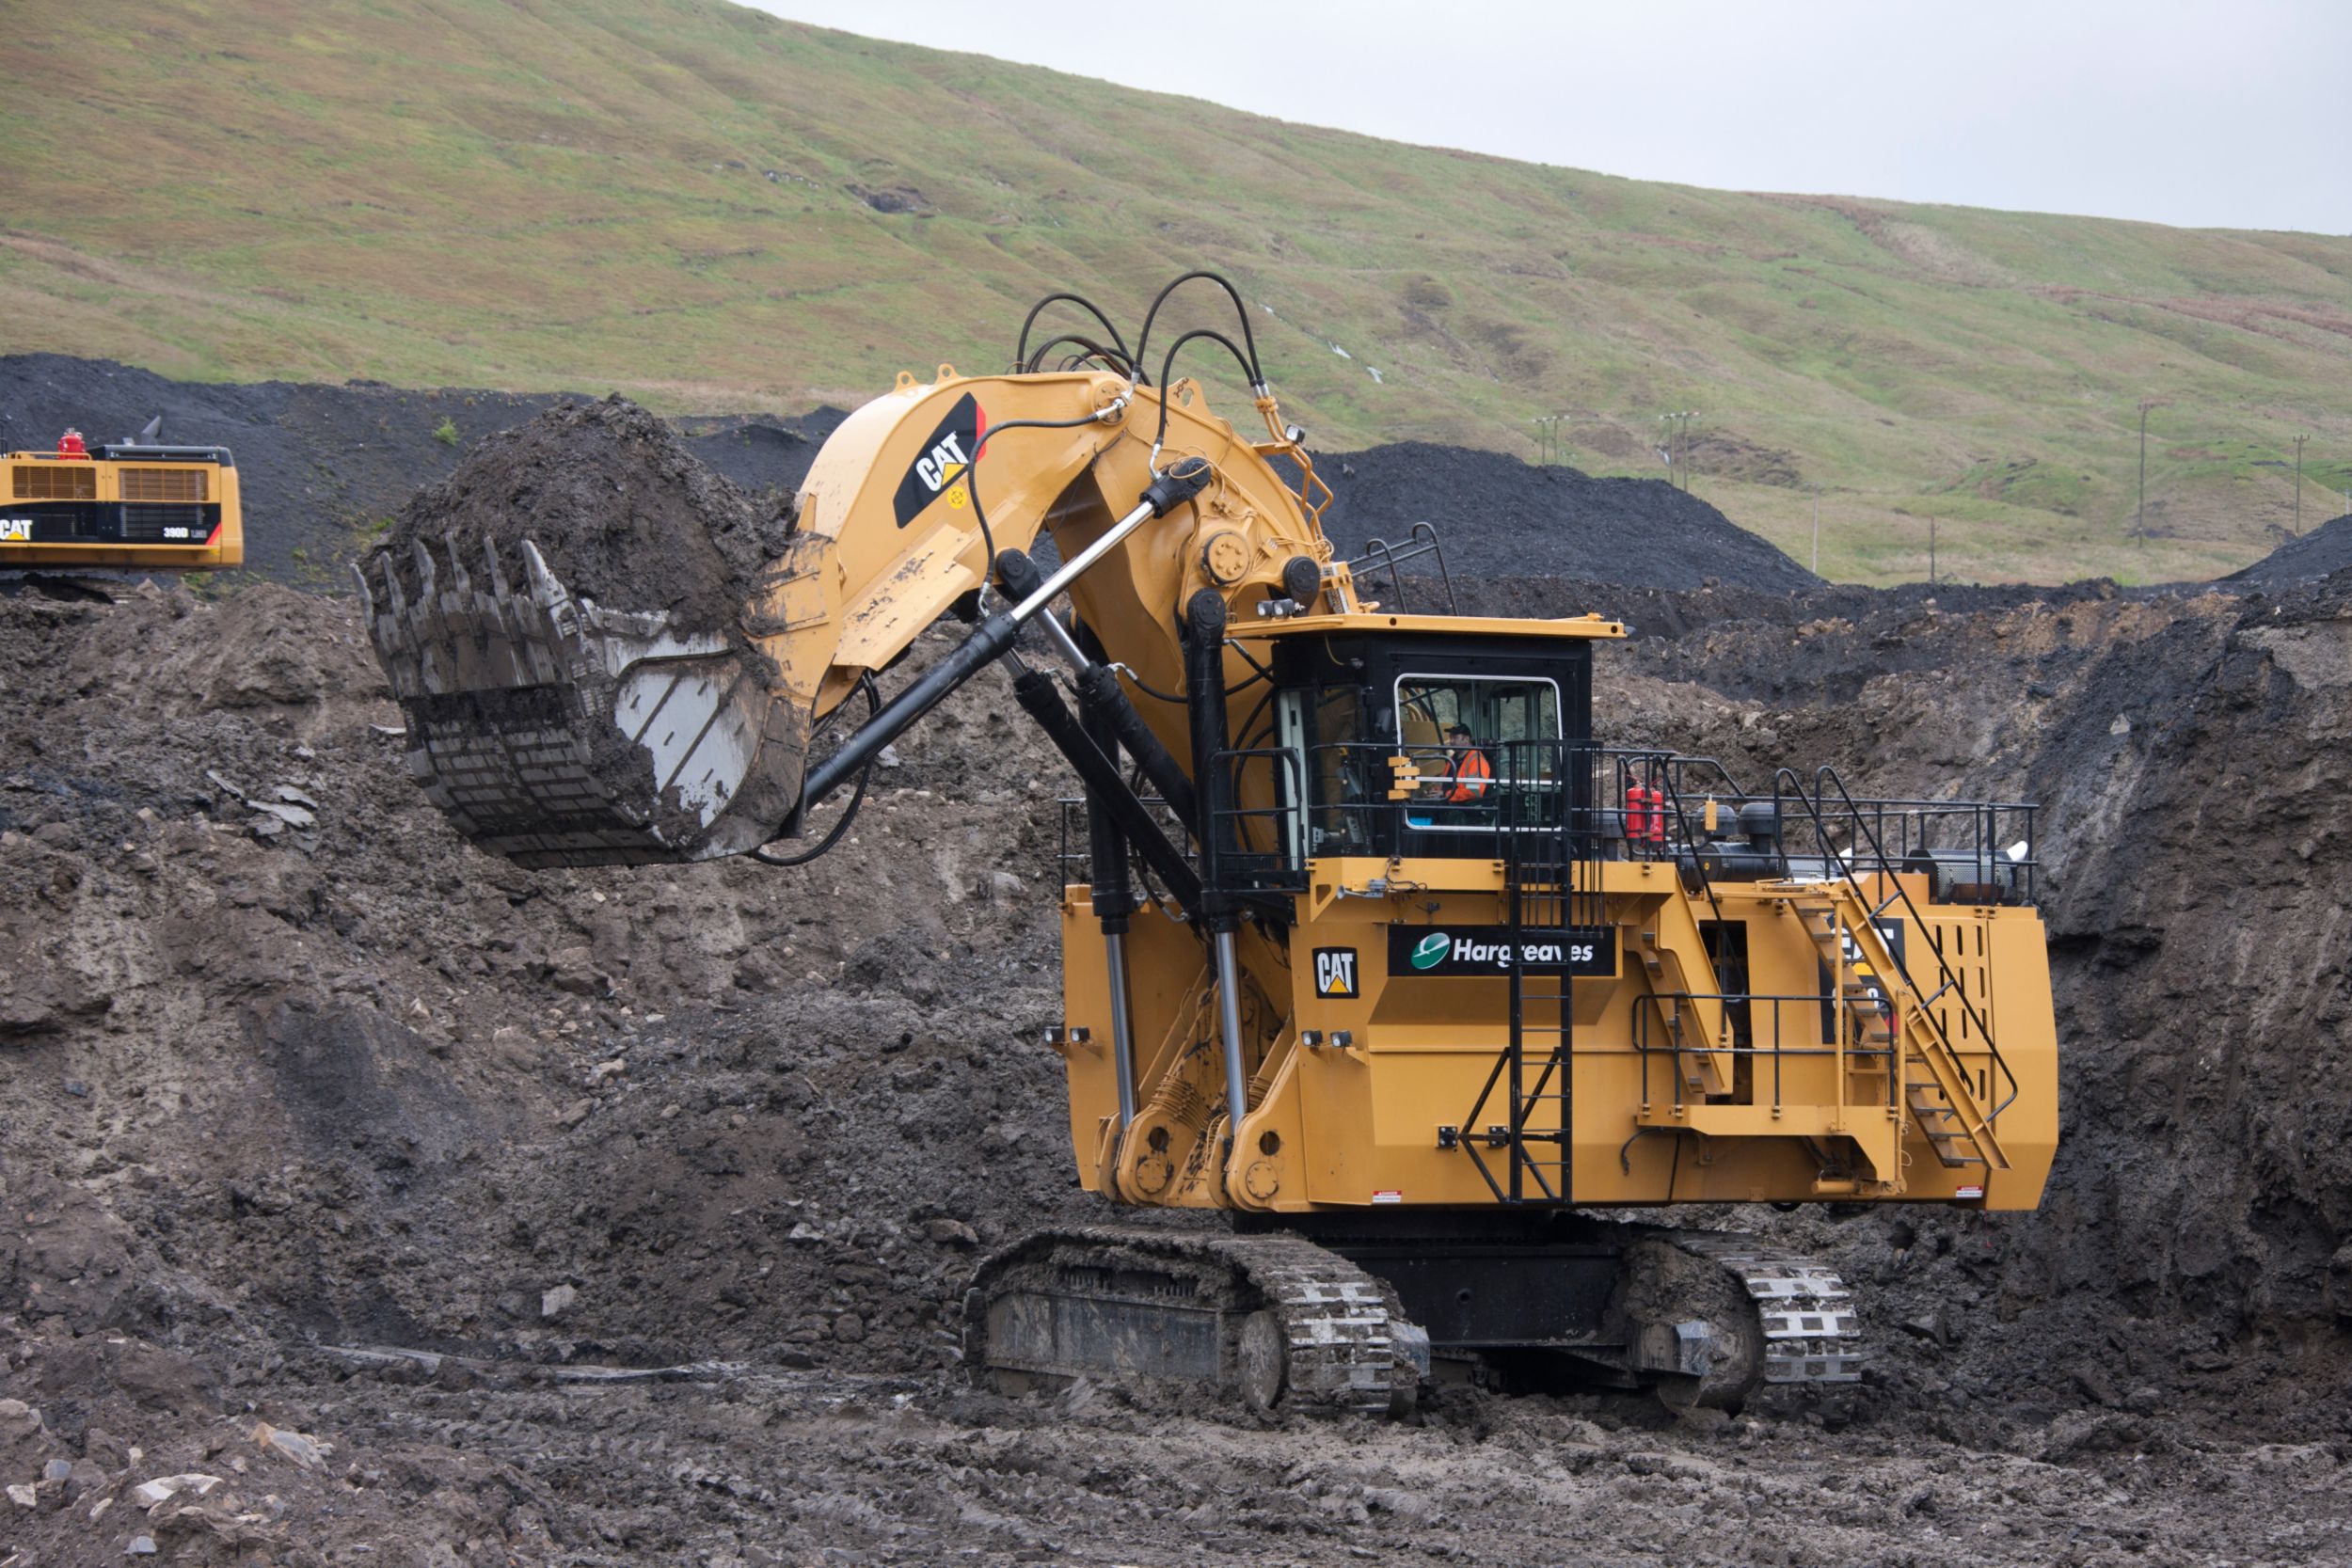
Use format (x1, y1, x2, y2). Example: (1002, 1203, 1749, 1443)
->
(3, 0, 2347, 584)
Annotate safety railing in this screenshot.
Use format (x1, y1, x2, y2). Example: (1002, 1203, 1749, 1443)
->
(1207, 746, 1311, 895)
(1631, 992, 1900, 1115)
(1343, 522, 1457, 614)
(1762, 774, 2039, 907)
(1771, 766, 2026, 1119)
(1060, 744, 2042, 917)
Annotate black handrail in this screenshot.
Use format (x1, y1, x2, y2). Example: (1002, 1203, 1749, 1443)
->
(1770, 766, 2022, 1122)
(1634, 991, 1903, 1119)
(1344, 522, 1457, 614)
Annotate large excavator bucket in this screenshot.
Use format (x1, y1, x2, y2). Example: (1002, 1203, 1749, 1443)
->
(355, 534, 811, 868)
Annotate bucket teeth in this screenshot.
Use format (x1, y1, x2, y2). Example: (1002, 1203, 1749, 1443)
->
(444, 531, 471, 598)
(358, 534, 811, 869)
(521, 538, 559, 603)
(377, 552, 405, 621)
(484, 535, 511, 600)
(409, 538, 438, 605)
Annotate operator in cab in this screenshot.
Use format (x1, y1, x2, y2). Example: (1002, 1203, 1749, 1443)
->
(1437, 721, 1492, 803)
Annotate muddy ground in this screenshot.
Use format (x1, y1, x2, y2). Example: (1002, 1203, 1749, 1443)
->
(6, 544, 2352, 1563)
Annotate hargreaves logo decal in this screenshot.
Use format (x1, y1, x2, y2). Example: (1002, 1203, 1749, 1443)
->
(1385, 924, 1617, 979)
(891, 391, 987, 529)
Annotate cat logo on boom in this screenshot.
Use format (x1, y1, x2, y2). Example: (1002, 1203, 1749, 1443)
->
(891, 392, 987, 528)
(0, 519, 32, 542)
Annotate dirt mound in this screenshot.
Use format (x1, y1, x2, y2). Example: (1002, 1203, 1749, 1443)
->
(1310, 442, 1822, 593)
(2221, 512, 2352, 589)
(374, 396, 794, 632)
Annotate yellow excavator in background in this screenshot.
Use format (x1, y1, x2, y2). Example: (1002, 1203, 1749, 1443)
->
(1, 420, 243, 575)
(359, 275, 2057, 1415)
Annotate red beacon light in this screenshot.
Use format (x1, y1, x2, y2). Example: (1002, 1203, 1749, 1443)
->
(56, 428, 90, 458)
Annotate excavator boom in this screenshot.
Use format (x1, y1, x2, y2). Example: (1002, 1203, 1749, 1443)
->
(360, 361, 1335, 865)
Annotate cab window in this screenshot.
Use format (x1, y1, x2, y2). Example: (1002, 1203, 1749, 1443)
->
(1394, 674, 1562, 774)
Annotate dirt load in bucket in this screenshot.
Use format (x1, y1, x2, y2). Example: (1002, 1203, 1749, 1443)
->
(374, 394, 794, 635)
(361, 398, 807, 866)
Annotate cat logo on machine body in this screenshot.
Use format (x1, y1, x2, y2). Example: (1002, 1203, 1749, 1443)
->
(0, 518, 32, 542)
(1311, 946, 1359, 1000)
(891, 391, 987, 529)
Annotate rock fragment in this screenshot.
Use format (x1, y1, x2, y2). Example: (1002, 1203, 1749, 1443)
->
(132, 1473, 222, 1510)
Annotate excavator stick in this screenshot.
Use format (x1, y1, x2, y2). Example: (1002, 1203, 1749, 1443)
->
(355, 533, 812, 867)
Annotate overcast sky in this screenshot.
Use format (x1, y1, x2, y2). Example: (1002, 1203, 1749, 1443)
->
(745, 0, 2350, 233)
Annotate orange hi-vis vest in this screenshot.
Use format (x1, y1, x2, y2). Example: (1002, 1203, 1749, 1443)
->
(1444, 748, 1493, 802)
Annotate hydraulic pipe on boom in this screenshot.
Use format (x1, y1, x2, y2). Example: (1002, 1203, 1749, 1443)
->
(1183, 587, 1254, 1148)
(994, 551, 1199, 828)
(798, 458, 1213, 815)
(1080, 692, 1141, 1130)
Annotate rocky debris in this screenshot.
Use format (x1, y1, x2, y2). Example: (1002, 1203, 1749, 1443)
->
(7, 527, 2352, 1557)
(253, 1422, 329, 1471)
(130, 1473, 222, 1509)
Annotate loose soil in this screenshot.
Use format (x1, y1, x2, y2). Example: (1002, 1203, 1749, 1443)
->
(1310, 441, 1823, 593)
(0, 356, 833, 591)
(8, 372, 2352, 1564)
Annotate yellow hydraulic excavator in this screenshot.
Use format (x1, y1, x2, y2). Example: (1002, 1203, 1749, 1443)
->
(360, 275, 2058, 1414)
(1, 420, 243, 575)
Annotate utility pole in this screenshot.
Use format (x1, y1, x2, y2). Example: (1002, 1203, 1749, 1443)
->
(1531, 416, 1555, 466)
(1810, 483, 1821, 575)
(1929, 514, 1937, 587)
(2294, 432, 2309, 536)
(1658, 411, 1696, 490)
(2134, 398, 2169, 543)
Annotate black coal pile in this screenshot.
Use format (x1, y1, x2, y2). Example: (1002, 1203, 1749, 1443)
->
(1311, 441, 1822, 593)
(2221, 512, 2352, 589)
(0, 355, 826, 587)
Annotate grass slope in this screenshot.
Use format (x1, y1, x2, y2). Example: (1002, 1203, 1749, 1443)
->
(2, 0, 2348, 584)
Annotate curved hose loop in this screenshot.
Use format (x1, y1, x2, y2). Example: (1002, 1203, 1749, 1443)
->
(1133, 271, 1264, 389)
(1014, 293, 1136, 377)
(750, 673, 882, 867)
(1148, 328, 1258, 471)
(1021, 332, 1133, 377)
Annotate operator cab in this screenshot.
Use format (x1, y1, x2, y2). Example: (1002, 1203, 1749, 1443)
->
(1240, 623, 1605, 870)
